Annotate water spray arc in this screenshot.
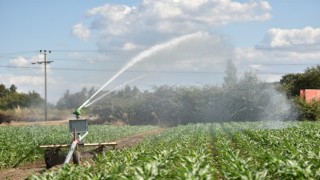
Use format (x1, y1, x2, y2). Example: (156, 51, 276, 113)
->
(73, 31, 206, 118)
(84, 75, 146, 108)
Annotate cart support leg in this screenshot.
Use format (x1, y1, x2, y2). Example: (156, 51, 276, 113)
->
(64, 140, 78, 164)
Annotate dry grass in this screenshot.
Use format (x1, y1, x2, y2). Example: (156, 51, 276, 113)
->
(0, 107, 72, 122)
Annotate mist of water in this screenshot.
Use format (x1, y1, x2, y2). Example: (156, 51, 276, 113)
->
(78, 32, 206, 109)
(259, 86, 298, 129)
(202, 79, 298, 129)
(84, 75, 146, 108)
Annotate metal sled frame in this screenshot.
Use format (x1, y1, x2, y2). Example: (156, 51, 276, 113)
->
(39, 119, 117, 168)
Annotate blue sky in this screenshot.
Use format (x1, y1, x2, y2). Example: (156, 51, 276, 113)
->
(1, 0, 320, 103)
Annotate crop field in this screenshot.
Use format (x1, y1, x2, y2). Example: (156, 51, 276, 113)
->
(1, 121, 320, 179)
(0, 125, 156, 170)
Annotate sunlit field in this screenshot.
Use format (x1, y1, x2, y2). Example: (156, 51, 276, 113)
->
(2, 121, 319, 179)
(0, 125, 156, 169)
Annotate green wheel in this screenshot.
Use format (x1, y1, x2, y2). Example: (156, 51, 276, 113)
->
(44, 149, 61, 169)
(72, 151, 81, 165)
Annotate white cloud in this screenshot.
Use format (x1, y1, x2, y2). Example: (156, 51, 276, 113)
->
(72, 23, 91, 40)
(131, 32, 232, 73)
(0, 73, 59, 101)
(122, 42, 137, 51)
(0, 74, 43, 93)
(87, 4, 132, 22)
(142, 1, 183, 19)
(9, 56, 28, 67)
(233, 27, 320, 81)
(28, 54, 53, 74)
(9, 75, 43, 85)
(241, 27, 320, 81)
(142, 0, 271, 23)
(235, 46, 320, 65)
(262, 74, 283, 82)
(86, 4, 133, 36)
(249, 64, 262, 70)
(258, 26, 320, 49)
(233, 44, 320, 82)
(7, 55, 51, 75)
(30, 54, 44, 64)
(76, 0, 272, 49)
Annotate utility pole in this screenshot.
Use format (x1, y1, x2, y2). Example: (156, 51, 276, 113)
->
(32, 50, 53, 121)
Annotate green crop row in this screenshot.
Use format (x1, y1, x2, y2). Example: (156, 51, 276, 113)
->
(31, 124, 216, 179)
(0, 125, 156, 169)
(219, 121, 320, 179)
(31, 121, 320, 180)
(3, 121, 319, 179)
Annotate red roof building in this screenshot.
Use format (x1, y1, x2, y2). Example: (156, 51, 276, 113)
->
(300, 89, 320, 103)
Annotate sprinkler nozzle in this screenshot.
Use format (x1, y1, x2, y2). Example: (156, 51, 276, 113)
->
(73, 108, 81, 119)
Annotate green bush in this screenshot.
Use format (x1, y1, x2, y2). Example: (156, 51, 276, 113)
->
(294, 97, 320, 121)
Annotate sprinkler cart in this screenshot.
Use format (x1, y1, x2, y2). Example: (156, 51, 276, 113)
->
(39, 107, 117, 168)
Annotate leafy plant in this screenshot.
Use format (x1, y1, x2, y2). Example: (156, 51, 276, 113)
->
(0, 125, 156, 169)
(30, 121, 320, 179)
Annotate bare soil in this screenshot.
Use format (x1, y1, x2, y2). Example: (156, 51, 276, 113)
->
(0, 127, 165, 180)
(116, 128, 164, 149)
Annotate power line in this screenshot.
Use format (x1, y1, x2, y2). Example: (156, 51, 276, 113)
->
(237, 63, 320, 66)
(0, 50, 100, 55)
(1, 55, 319, 65)
(1, 56, 319, 66)
(0, 56, 114, 62)
(0, 55, 123, 62)
(254, 46, 320, 51)
(0, 46, 320, 57)
(0, 65, 297, 75)
(1, 48, 319, 68)
(52, 49, 100, 52)
(2, 46, 320, 54)
(32, 50, 53, 121)
(0, 50, 38, 55)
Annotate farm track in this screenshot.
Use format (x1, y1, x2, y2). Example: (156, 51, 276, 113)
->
(0, 127, 166, 180)
(116, 127, 165, 149)
(0, 160, 46, 180)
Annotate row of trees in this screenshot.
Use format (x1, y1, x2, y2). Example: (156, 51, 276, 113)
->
(54, 60, 298, 125)
(2, 63, 319, 124)
(280, 65, 320, 96)
(56, 87, 97, 110)
(0, 84, 44, 123)
(280, 65, 320, 120)
(83, 73, 296, 126)
(0, 84, 43, 110)
(55, 62, 320, 125)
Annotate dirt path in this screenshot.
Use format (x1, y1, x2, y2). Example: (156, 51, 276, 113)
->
(0, 128, 165, 180)
(116, 128, 165, 149)
(0, 160, 46, 180)
(0, 120, 69, 126)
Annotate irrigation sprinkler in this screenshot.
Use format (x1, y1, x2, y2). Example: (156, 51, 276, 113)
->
(84, 75, 146, 108)
(39, 107, 117, 168)
(37, 33, 202, 168)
